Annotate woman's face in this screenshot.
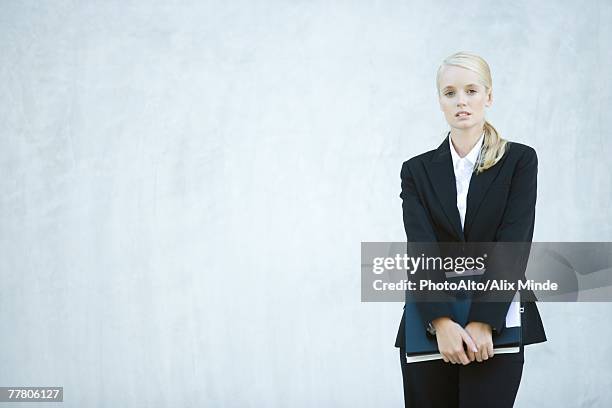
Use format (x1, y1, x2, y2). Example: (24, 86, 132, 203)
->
(438, 65, 492, 132)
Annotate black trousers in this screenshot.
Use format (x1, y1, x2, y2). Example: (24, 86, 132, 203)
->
(399, 345, 524, 408)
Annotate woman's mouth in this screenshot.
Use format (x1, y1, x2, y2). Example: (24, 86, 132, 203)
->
(456, 111, 471, 119)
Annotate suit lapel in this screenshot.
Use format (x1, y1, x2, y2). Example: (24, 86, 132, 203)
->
(463, 146, 506, 238)
(424, 135, 465, 241)
(424, 134, 507, 242)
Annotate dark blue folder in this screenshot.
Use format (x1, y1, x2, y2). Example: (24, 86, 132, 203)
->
(404, 297, 521, 363)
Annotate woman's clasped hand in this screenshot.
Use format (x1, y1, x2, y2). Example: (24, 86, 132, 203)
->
(431, 317, 494, 365)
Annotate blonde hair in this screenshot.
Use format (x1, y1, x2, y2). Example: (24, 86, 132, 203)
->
(436, 51, 509, 174)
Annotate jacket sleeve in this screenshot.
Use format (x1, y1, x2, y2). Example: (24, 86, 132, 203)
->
(467, 147, 538, 333)
(400, 160, 452, 330)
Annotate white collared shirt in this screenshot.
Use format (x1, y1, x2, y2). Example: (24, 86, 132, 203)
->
(449, 132, 484, 231)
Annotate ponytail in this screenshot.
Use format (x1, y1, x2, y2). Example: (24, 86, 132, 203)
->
(474, 120, 509, 174)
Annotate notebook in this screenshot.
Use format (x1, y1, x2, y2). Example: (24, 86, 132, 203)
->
(404, 292, 521, 363)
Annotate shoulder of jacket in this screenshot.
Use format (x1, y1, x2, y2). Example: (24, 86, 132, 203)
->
(401, 148, 437, 169)
(506, 140, 537, 158)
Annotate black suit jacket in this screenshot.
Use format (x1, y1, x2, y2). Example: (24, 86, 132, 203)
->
(395, 133, 547, 348)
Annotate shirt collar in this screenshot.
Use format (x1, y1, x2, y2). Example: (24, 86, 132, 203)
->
(449, 131, 485, 170)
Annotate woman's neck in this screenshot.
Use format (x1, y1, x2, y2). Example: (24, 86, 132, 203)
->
(449, 126, 484, 158)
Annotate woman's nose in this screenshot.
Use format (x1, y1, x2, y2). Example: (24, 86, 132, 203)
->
(457, 91, 468, 105)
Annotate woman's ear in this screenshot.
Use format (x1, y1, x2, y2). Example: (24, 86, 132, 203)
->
(485, 89, 493, 108)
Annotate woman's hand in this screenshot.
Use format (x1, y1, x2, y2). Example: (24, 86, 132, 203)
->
(464, 321, 494, 362)
(432, 317, 478, 365)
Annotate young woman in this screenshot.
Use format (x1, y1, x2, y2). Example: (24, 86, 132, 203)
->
(394, 51, 547, 408)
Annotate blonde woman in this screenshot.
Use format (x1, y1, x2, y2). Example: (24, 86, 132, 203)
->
(394, 51, 546, 407)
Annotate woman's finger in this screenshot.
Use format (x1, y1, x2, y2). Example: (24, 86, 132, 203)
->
(460, 329, 478, 362)
(466, 347, 475, 362)
(480, 346, 489, 361)
(460, 330, 478, 353)
(459, 352, 470, 365)
(475, 345, 483, 362)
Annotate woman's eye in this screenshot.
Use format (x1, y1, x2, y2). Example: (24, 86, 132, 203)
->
(468, 89, 477, 94)
(445, 92, 454, 97)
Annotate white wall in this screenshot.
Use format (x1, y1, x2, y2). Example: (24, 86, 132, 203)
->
(1, 1, 611, 407)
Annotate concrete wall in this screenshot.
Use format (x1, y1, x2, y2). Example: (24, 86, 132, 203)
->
(1, 1, 611, 406)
